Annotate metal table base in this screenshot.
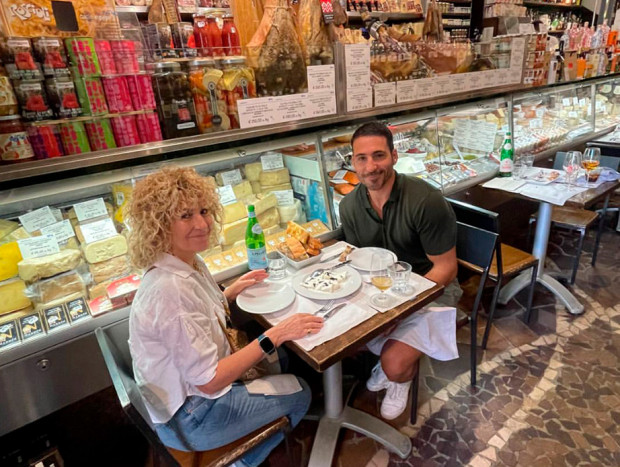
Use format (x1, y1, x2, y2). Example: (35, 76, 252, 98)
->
(308, 362, 412, 467)
(498, 201, 584, 315)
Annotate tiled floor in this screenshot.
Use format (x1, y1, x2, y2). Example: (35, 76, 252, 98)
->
(1, 220, 618, 466)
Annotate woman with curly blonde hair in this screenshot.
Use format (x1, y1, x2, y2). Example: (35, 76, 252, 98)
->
(127, 166, 323, 467)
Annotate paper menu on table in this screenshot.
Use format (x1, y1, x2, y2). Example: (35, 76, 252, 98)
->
(481, 177, 526, 192)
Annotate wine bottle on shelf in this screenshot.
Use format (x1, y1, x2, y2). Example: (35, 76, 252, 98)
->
(246, 205, 268, 270)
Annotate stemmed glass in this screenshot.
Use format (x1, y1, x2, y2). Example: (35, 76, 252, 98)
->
(369, 252, 395, 308)
(563, 151, 582, 188)
(582, 147, 601, 183)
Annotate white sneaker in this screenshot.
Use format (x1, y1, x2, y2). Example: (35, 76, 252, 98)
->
(366, 362, 389, 392)
(380, 380, 411, 420)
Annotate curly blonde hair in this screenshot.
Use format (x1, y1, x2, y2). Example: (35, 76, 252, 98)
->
(127, 166, 222, 269)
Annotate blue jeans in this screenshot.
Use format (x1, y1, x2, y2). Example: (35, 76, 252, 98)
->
(155, 377, 311, 467)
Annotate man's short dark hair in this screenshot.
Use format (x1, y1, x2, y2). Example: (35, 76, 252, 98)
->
(351, 121, 394, 153)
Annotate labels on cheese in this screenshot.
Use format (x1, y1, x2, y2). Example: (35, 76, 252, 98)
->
(215, 169, 243, 186)
(0, 279, 32, 315)
(217, 185, 237, 206)
(18, 235, 60, 260)
(82, 235, 128, 264)
(18, 206, 58, 234)
(79, 218, 118, 244)
(260, 153, 284, 170)
(0, 242, 23, 281)
(40, 220, 75, 244)
(272, 190, 295, 206)
(19, 311, 45, 341)
(72, 198, 108, 222)
(18, 249, 82, 282)
(67, 202, 113, 220)
(89, 255, 131, 284)
(259, 168, 290, 187)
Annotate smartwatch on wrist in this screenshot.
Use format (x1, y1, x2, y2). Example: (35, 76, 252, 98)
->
(258, 334, 276, 356)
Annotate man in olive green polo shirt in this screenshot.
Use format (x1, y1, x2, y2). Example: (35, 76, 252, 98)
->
(339, 121, 460, 420)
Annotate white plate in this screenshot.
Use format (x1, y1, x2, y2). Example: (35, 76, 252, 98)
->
(291, 265, 362, 300)
(522, 168, 561, 185)
(236, 282, 296, 314)
(348, 247, 398, 271)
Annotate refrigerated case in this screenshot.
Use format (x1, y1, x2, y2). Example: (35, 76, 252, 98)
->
(2, 74, 620, 437)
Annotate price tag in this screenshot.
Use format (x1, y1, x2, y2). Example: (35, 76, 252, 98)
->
(18, 206, 57, 233)
(596, 100, 604, 111)
(80, 218, 118, 244)
(346, 68, 371, 89)
(568, 110, 578, 118)
(43, 305, 69, 331)
(374, 82, 396, 107)
(40, 220, 75, 243)
(237, 97, 277, 129)
(410, 160, 427, 173)
(73, 198, 107, 222)
(529, 118, 543, 129)
(578, 98, 587, 107)
(345, 44, 370, 69)
(19, 312, 45, 341)
(261, 153, 284, 170)
(219, 169, 243, 186)
(307, 65, 335, 94)
(572, 97, 579, 106)
(331, 170, 348, 181)
(307, 93, 337, 118)
(274, 94, 307, 121)
(347, 88, 373, 112)
(273, 190, 295, 206)
(217, 185, 237, 206)
(535, 108, 545, 118)
(0, 320, 19, 349)
(396, 80, 417, 103)
(51, 208, 63, 222)
(66, 297, 90, 323)
(18, 235, 60, 259)
(562, 98, 571, 107)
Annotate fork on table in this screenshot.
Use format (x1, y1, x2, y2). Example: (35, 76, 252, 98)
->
(313, 300, 335, 315)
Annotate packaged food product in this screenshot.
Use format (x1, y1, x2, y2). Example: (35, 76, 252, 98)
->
(135, 112, 163, 143)
(74, 76, 109, 116)
(33, 271, 86, 304)
(0, 76, 19, 116)
(65, 38, 101, 77)
(220, 56, 257, 129)
(125, 74, 157, 110)
(193, 15, 211, 57)
(143, 23, 178, 60)
(94, 40, 118, 76)
(18, 249, 83, 282)
(27, 123, 64, 159)
(85, 118, 117, 151)
(110, 40, 141, 74)
(222, 15, 242, 56)
(0, 116, 35, 163)
(151, 61, 199, 138)
(32, 38, 71, 78)
(0, 37, 43, 80)
(188, 58, 229, 132)
(14, 81, 54, 121)
(45, 78, 83, 118)
(171, 22, 198, 58)
(102, 76, 134, 113)
(59, 121, 91, 155)
(207, 16, 224, 57)
(110, 115, 141, 147)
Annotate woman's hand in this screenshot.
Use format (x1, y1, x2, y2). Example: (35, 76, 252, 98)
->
(224, 269, 269, 301)
(265, 314, 324, 346)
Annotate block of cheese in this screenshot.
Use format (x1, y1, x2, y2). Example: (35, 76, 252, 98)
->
(82, 235, 128, 264)
(38, 271, 86, 303)
(88, 278, 114, 300)
(18, 249, 82, 282)
(261, 183, 293, 194)
(0, 226, 31, 245)
(89, 255, 131, 283)
(0, 242, 23, 282)
(0, 219, 19, 240)
(74, 224, 85, 243)
(250, 181, 262, 194)
(221, 201, 248, 224)
(60, 237, 80, 251)
(277, 199, 303, 224)
(35, 291, 83, 313)
(220, 218, 246, 246)
(232, 180, 253, 200)
(253, 193, 278, 215)
(259, 168, 290, 186)
(257, 207, 280, 230)
(0, 279, 32, 315)
(244, 162, 263, 182)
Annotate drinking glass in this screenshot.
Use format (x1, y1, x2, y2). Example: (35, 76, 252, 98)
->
(513, 159, 525, 180)
(369, 252, 395, 308)
(563, 151, 582, 188)
(267, 251, 286, 280)
(522, 153, 535, 171)
(388, 261, 414, 296)
(582, 147, 601, 183)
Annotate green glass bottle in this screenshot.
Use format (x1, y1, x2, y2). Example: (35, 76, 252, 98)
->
(246, 205, 268, 270)
(499, 131, 514, 177)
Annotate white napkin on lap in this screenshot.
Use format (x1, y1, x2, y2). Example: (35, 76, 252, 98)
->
(244, 375, 302, 395)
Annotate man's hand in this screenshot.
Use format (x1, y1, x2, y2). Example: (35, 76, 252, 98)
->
(224, 269, 269, 301)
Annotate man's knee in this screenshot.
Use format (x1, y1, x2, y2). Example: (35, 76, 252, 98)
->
(380, 341, 421, 380)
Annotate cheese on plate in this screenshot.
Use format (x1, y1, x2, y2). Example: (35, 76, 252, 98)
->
(301, 270, 348, 293)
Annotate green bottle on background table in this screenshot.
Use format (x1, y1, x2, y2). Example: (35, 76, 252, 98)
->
(499, 131, 514, 177)
(246, 205, 268, 270)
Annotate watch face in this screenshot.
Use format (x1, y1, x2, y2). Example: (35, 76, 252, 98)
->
(259, 335, 276, 355)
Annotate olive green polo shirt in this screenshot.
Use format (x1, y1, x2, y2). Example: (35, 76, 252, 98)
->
(339, 173, 456, 276)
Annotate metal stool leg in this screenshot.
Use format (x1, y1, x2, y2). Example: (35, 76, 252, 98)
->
(571, 228, 586, 285)
(482, 278, 501, 350)
(592, 193, 610, 267)
(409, 360, 420, 425)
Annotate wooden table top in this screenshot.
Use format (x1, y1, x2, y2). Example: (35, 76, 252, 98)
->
(252, 283, 444, 373)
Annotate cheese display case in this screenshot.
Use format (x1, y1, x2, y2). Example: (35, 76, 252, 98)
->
(594, 76, 620, 131)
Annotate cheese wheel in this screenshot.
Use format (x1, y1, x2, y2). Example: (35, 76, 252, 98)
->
(18, 249, 83, 282)
(0, 279, 32, 315)
(0, 242, 23, 282)
(82, 235, 128, 264)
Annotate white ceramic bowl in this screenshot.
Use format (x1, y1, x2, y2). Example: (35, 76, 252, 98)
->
(284, 252, 323, 270)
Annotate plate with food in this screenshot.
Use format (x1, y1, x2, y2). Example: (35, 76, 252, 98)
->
(522, 168, 561, 185)
(277, 221, 324, 269)
(237, 282, 296, 314)
(348, 247, 398, 271)
(291, 264, 362, 300)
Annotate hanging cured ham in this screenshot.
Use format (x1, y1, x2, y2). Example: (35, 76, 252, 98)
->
(297, 0, 333, 65)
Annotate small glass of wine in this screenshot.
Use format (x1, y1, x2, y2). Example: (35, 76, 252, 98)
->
(582, 147, 601, 183)
(370, 252, 395, 308)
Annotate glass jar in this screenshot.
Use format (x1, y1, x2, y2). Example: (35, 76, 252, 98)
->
(187, 58, 231, 132)
(151, 62, 199, 139)
(221, 14, 242, 56)
(0, 76, 19, 116)
(0, 115, 35, 163)
(193, 15, 211, 57)
(220, 56, 257, 129)
(207, 16, 224, 57)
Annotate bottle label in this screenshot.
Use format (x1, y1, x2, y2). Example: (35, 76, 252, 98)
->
(499, 158, 513, 173)
(251, 224, 263, 234)
(503, 142, 512, 151)
(247, 246, 268, 270)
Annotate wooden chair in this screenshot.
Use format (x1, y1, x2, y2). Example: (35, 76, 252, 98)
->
(94, 323, 290, 467)
(528, 152, 620, 283)
(447, 198, 539, 344)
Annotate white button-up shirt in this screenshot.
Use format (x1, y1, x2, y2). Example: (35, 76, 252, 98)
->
(129, 253, 232, 424)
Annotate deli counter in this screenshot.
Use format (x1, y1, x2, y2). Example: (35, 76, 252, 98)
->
(1, 75, 620, 437)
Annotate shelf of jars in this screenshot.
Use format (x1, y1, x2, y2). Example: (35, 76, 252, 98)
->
(523, 0, 584, 8)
